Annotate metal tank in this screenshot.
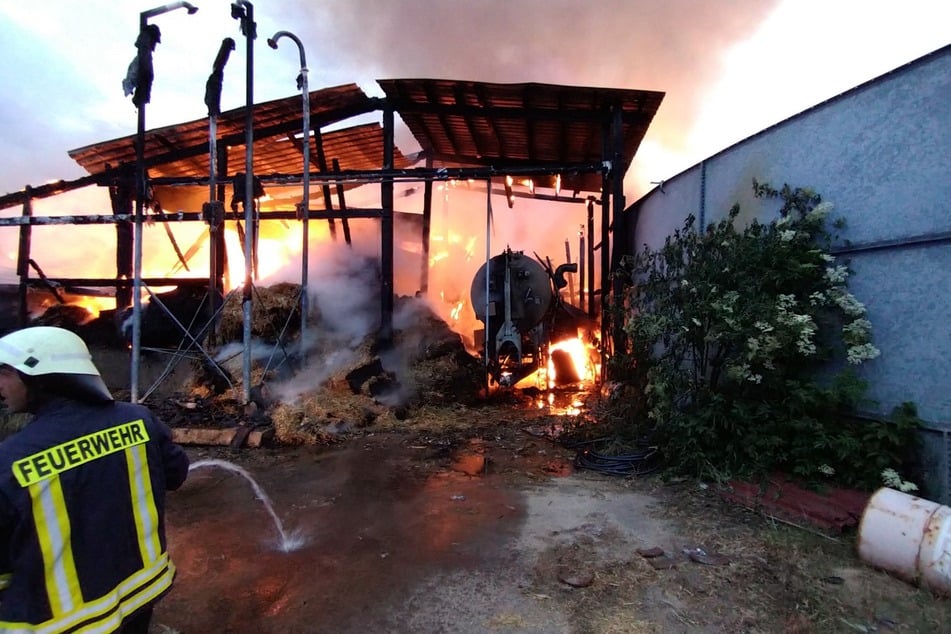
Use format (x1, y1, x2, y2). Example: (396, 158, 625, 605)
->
(470, 248, 554, 385)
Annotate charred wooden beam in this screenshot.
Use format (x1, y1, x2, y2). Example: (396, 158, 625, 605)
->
(331, 158, 352, 245)
(0, 207, 390, 226)
(311, 127, 337, 239)
(380, 105, 395, 345)
(27, 259, 66, 304)
(422, 82, 464, 158)
(17, 191, 33, 326)
(153, 132, 208, 175)
(144, 161, 607, 188)
(453, 84, 486, 159)
(609, 104, 626, 360)
(0, 173, 109, 211)
(23, 277, 209, 287)
(420, 155, 433, 294)
(474, 83, 504, 157)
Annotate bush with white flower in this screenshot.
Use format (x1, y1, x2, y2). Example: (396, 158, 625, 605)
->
(612, 181, 919, 489)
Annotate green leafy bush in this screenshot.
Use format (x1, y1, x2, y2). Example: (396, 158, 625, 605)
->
(613, 181, 919, 489)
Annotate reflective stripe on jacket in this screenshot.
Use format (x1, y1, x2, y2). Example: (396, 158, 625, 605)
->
(0, 399, 189, 632)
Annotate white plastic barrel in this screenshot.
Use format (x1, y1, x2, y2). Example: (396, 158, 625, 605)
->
(857, 487, 951, 595)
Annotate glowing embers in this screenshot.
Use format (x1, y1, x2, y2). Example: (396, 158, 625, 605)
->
(530, 388, 589, 418)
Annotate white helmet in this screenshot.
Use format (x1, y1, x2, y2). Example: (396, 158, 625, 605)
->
(0, 326, 113, 403)
(0, 326, 101, 377)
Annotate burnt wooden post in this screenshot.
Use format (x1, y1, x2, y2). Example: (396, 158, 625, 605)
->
(313, 127, 338, 241)
(600, 118, 611, 354)
(16, 188, 33, 327)
(215, 144, 229, 289)
(109, 163, 135, 310)
(609, 104, 625, 362)
(420, 154, 434, 295)
(578, 222, 585, 311)
(586, 197, 595, 317)
(331, 158, 352, 245)
(380, 105, 395, 345)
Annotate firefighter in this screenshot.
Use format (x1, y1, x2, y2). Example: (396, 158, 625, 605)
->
(0, 326, 189, 633)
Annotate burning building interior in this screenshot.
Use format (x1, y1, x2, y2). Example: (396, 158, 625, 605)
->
(0, 34, 663, 445)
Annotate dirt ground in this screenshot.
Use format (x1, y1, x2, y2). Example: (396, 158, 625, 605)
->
(1, 305, 947, 633)
(151, 400, 950, 634)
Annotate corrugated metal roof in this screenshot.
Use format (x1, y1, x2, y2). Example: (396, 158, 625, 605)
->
(67, 84, 411, 211)
(69, 83, 390, 177)
(65, 79, 664, 207)
(377, 79, 664, 193)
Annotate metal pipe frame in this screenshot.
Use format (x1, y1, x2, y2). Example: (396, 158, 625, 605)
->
(267, 30, 311, 353)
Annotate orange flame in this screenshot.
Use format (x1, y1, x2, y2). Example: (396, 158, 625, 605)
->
(547, 337, 597, 387)
(449, 300, 465, 321)
(68, 297, 112, 319)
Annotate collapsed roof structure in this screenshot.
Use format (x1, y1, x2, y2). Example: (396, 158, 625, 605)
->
(0, 76, 663, 401)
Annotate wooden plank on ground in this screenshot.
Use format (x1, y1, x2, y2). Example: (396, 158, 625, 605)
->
(172, 427, 267, 448)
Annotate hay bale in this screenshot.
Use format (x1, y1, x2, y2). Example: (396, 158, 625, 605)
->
(271, 388, 384, 445)
(32, 304, 95, 329)
(217, 283, 306, 343)
(391, 298, 484, 405)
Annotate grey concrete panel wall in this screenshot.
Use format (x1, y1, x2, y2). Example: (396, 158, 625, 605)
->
(632, 168, 702, 250)
(625, 45, 951, 497)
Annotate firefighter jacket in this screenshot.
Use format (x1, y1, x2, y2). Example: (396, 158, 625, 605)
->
(0, 397, 189, 632)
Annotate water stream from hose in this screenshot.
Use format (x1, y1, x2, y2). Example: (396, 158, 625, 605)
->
(188, 458, 306, 552)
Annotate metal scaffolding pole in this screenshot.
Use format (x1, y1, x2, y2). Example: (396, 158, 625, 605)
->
(130, 1, 198, 403)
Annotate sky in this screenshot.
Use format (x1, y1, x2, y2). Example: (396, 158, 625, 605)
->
(0, 0, 948, 303)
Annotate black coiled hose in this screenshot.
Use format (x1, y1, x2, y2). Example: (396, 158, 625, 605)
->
(563, 437, 661, 477)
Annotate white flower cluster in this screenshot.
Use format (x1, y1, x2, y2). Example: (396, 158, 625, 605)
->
(842, 318, 872, 344)
(726, 362, 762, 384)
(829, 288, 866, 317)
(776, 295, 818, 356)
(806, 201, 833, 221)
(847, 342, 881, 365)
(882, 468, 918, 492)
(824, 265, 850, 284)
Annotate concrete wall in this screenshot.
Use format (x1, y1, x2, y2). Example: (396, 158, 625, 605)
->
(624, 44, 951, 501)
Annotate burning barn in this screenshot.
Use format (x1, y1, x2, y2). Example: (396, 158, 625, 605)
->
(0, 70, 663, 406)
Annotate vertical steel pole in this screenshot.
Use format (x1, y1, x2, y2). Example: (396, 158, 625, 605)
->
(131, 15, 147, 403)
(232, 1, 256, 404)
(208, 115, 218, 328)
(131, 2, 198, 403)
(300, 72, 310, 344)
